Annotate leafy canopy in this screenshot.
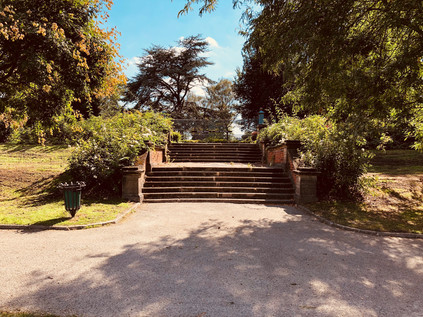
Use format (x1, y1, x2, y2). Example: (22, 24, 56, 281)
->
(0, 0, 125, 127)
(123, 35, 212, 116)
(234, 49, 291, 127)
(181, 0, 423, 149)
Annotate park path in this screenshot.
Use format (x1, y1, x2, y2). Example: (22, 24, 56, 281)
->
(0, 203, 422, 317)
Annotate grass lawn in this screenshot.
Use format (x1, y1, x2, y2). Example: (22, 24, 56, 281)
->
(307, 150, 423, 234)
(0, 144, 130, 227)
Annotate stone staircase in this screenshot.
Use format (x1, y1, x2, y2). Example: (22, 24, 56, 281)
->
(168, 143, 262, 163)
(142, 143, 295, 204)
(143, 166, 294, 203)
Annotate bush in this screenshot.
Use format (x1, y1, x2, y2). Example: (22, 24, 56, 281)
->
(258, 115, 372, 199)
(68, 111, 172, 196)
(170, 131, 182, 143)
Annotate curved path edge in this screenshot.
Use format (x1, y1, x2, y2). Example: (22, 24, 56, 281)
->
(0, 203, 140, 231)
(297, 204, 423, 239)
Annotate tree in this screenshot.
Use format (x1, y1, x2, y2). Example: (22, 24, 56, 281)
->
(181, 0, 423, 149)
(202, 79, 237, 140)
(234, 50, 291, 128)
(0, 0, 125, 127)
(123, 35, 212, 116)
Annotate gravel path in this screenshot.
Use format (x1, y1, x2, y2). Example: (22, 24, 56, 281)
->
(0, 203, 422, 317)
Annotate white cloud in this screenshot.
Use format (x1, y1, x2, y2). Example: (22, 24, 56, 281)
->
(128, 56, 142, 66)
(172, 46, 186, 55)
(191, 85, 206, 97)
(224, 71, 236, 78)
(190, 78, 208, 97)
(205, 37, 220, 48)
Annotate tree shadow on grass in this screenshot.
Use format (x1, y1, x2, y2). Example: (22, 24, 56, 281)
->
(16, 171, 73, 208)
(29, 217, 72, 227)
(4, 209, 423, 316)
(2, 144, 68, 153)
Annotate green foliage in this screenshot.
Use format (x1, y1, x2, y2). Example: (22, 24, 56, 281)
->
(170, 131, 182, 143)
(0, 0, 125, 127)
(259, 115, 373, 199)
(171, 79, 239, 140)
(234, 50, 291, 128)
(200, 137, 229, 143)
(67, 111, 172, 195)
(202, 79, 238, 140)
(248, 0, 423, 150)
(182, 0, 423, 151)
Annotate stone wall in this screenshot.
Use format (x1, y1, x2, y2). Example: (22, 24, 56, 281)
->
(262, 141, 319, 204)
(122, 146, 166, 202)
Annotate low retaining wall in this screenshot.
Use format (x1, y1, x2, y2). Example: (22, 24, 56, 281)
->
(262, 141, 319, 204)
(122, 147, 166, 202)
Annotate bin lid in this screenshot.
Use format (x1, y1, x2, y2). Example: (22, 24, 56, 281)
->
(58, 181, 86, 190)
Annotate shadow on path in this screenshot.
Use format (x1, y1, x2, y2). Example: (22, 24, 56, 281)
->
(4, 208, 423, 316)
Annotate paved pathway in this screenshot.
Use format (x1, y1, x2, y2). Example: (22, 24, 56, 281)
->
(0, 203, 422, 317)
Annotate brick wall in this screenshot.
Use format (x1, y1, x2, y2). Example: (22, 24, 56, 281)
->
(262, 141, 319, 204)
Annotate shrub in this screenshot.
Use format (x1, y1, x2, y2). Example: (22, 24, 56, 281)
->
(170, 131, 182, 143)
(68, 111, 172, 196)
(258, 115, 372, 199)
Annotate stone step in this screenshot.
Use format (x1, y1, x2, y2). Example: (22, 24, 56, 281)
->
(146, 175, 288, 182)
(170, 158, 262, 163)
(143, 192, 294, 199)
(142, 186, 294, 194)
(151, 166, 282, 172)
(169, 143, 258, 147)
(168, 143, 261, 164)
(144, 181, 292, 188)
(170, 153, 261, 157)
(148, 171, 283, 177)
(143, 198, 294, 204)
(169, 151, 261, 156)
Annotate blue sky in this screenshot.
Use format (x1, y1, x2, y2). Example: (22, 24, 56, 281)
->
(105, 0, 246, 82)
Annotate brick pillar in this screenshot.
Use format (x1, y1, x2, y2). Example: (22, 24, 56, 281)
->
(122, 166, 145, 202)
(293, 167, 320, 204)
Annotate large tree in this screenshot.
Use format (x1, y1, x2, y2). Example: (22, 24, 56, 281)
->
(234, 49, 291, 127)
(0, 0, 125, 127)
(123, 35, 212, 116)
(202, 79, 237, 139)
(181, 0, 423, 149)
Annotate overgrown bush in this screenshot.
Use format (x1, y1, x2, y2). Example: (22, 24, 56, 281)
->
(170, 131, 182, 143)
(258, 115, 372, 199)
(68, 111, 172, 196)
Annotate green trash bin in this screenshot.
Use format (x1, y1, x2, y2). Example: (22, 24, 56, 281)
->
(58, 181, 86, 217)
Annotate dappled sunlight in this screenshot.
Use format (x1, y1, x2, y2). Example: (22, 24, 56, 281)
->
(1, 205, 423, 316)
(317, 299, 378, 317)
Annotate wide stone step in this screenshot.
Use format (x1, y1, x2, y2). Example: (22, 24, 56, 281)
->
(144, 192, 292, 200)
(169, 143, 258, 147)
(169, 152, 261, 156)
(169, 146, 259, 150)
(142, 186, 294, 193)
(143, 198, 294, 204)
(171, 158, 262, 163)
(144, 181, 292, 188)
(151, 167, 282, 172)
(170, 153, 261, 158)
(144, 191, 292, 199)
(148, 171, 285, 177)
(146, 176, 288, 182)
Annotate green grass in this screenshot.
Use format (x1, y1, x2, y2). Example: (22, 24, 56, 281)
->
(368, 149, 423, 174)
(0, 144, 130, 227)
(307, 149, 423, 234)
(307, 201, 423, 234)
